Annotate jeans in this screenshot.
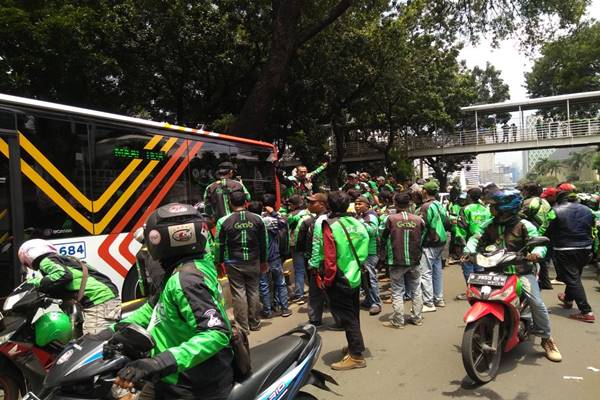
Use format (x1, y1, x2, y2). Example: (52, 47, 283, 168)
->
(259, 259, 289, 314)
(553, 249, 593, 314)
(519, 274, 551, 338)
(362, 255, 381, 307)
(389, 266, 423, 325)
(225, 262, 261, 332)
(461, 262, 483, 283)
(292, 251, 305, 298)
(420, 246, 444, 305)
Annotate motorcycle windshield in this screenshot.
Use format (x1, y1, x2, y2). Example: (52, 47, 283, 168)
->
(0, 315, 26, 338)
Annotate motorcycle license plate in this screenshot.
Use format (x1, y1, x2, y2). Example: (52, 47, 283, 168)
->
(467, 273, 507, 287)
(23, 393, 41, 400)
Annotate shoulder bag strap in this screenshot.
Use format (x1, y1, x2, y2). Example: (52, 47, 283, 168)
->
(74, 259, 89, 302)
(337, 220, 363, 268)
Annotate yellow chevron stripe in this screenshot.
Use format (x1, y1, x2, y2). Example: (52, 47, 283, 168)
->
(93, 137, 178, 233)
(1, 136, 178, 235)
(18, 132, 162, 212)
(1, 138, 92, 232)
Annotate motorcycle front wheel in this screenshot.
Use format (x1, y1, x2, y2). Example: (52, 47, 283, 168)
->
(462, 315, 502, 384)
(0, 367, 22, 400)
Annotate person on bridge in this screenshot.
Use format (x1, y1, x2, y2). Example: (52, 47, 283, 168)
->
(501, 122, 510, 143)
(463, 190, 562, 362)
(204, 161, 251, 221)
(511, 122, 517, 142)
(547, 184, 595, 323)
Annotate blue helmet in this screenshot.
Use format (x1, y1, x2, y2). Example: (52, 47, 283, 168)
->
(491, 190, 523, 213)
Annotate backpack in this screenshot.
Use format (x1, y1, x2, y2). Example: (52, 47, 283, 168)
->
(278, 222, 291, 259)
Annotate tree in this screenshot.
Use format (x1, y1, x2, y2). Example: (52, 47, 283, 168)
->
(534, 158, 564, 177)
(526, 22, 600, 105)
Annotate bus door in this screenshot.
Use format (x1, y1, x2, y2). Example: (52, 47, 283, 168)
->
(0, 124, 25, 300)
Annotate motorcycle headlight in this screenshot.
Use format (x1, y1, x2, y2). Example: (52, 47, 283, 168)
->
(3, 292, 27, 311)
(0, 331, 14, 344)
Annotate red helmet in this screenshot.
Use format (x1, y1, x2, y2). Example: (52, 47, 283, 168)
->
(18, 239, 57, 268)
(556, 182, 576, 193)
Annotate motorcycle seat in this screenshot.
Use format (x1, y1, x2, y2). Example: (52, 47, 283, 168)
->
(228, 334, 306, 400)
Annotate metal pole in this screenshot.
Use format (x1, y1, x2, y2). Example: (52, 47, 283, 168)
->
(519, 106, 524, 141)
(567, 99, 571, 137)
(475, 111, 479, 145)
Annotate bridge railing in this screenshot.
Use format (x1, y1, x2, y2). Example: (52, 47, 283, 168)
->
(404, 118, 600, 152)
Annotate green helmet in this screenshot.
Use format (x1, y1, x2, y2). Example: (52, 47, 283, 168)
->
(34, 311, 72, 347)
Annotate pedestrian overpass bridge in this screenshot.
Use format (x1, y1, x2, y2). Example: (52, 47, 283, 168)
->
(406, 91, 600, 158)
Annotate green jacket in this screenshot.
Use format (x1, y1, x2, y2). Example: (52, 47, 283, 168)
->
(464, 217, 547, 274)
(457, 202, 492, 241)
(419, 199, 449, 247)
(28, 254, 118, 309)
(519, 196, 555, 235)
(122, 258, 232, 387)
(357, 210, 379, 255)
(320, 216, 369, 289)
(308, 214, 328, 269)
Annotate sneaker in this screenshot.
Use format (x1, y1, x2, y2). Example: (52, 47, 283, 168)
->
(557, 293, 573, 309)
(422, 304, 437, 313)
(434, 300, 446, 308)
(281, 308, 293, 317)
(550, 279, 565, 285)
(382, 321, 404, 329)
(369, 305, 382, 315)
(331, 354, 367, 371)
(360, 302, 371, 310)
(409, 317, 423, 326)
(541, 337, 562, 362)
(455, 293, 467, 301)
(249, 321, 262, 331)
(259, 310, 272, 319)
(569, 312, 595, 323)
(296, 297, 306, 305)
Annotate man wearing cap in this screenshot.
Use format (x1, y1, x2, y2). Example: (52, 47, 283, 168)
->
(547, 183, 595, 323)
(204, 162, 251, 221)
(380, 192, 426, 328)
(419, 180, 450, 312)
(341, 173, 369, 195)
(355, 196, 382, 315)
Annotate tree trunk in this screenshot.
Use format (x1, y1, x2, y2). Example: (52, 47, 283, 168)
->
(229, 1, 302, 138)
(327, 123, 346, 189)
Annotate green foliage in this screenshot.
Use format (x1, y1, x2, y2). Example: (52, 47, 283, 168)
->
(526, 22, 600, 117)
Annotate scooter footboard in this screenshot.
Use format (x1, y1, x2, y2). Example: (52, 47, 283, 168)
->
(464, 302, 505, 324)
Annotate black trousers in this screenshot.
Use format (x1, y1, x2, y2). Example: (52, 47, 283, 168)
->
(326, 284, 365, 357)
(306, 270, 341, 326)
(553, 249, 593, 314)
(538, 259, 552, 289)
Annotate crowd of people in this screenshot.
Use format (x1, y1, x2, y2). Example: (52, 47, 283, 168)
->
(14, 160, 599, 399)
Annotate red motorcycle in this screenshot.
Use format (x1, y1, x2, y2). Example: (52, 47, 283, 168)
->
(461, 237, 549, 384)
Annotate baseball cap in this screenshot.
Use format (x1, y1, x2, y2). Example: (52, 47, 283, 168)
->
(355, 196, 370, 204)
(422, 180, 440, 193)
(307, 193, 327, 202)
(347, 173, 358, 179)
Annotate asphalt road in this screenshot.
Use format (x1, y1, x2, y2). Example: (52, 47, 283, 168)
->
(250, 264, 600, 400)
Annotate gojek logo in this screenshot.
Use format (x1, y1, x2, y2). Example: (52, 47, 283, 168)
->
(234, 221, 254, 230)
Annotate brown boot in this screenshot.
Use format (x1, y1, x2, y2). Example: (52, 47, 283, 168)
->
(541, 337, 562, 362)
(331, 354, 366, 371)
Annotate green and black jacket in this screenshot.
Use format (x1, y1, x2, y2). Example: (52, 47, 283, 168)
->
(419, 199, 449, 248)
(214, 210, 268, 265)
(29, 254, 118, 309)
(203, 178, 251, 221)
(122, 258, 233, 388)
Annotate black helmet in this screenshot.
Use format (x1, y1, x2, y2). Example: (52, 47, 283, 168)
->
(144, 203, 208, 262)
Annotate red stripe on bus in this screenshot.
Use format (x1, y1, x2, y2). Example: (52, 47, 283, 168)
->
(118, 141, 203, 264)
(98, 141, 188, 277)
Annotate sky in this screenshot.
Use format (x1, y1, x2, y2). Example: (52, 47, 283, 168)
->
(458, 1, 600, 169)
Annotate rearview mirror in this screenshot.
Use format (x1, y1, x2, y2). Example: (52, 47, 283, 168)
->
(526, 237, 550, 248)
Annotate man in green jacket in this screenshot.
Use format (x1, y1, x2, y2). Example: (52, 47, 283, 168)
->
(311, 191, 369, 371)
(18, 239, 120, 334)
(418, 180, 449, 312)
(116, 203, 233, 400)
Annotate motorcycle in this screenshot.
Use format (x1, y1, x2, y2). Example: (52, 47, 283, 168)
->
(0, 282, 73, 399)
(25, 323, 337, 400)
(461, 236, 549, 384)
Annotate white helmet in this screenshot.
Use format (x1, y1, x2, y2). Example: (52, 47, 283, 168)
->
(18, 239, 57, 269)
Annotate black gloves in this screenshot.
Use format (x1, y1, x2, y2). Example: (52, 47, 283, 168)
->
(117, 351, 177, 384)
